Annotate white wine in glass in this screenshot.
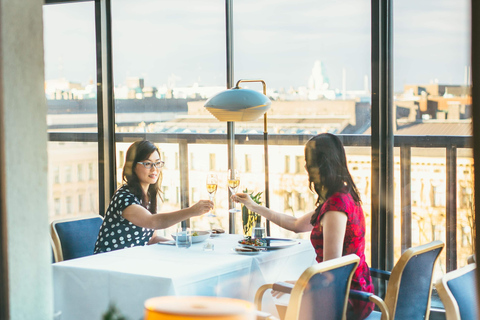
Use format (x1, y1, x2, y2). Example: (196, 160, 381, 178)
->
(228, 169, 240, 213)
(206, 173, 218, 217)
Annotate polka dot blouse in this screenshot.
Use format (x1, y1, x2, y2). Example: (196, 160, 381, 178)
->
(94, 185, 155, 254)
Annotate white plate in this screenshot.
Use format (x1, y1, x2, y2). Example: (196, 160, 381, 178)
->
(238, 238, 300, 250)
(231, 248, 261, 255)
(171, 230, 210, 243)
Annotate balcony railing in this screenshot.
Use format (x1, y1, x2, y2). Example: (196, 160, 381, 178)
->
(48, 132, 473, 271)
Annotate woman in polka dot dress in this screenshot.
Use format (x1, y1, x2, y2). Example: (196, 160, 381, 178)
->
(94, 140, 213, 254)
(232, 133, 374, 320)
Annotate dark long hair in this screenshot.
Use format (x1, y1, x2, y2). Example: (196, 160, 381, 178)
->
(122, 140, 163, 213)
(305, 133, 361, 225)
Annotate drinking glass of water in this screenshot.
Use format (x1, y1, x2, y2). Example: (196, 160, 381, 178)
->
(176, 227, 192, 249)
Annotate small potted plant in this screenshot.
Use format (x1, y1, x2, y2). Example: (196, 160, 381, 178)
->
(241, 189, 263, 237)
(102, 303, 127, 320)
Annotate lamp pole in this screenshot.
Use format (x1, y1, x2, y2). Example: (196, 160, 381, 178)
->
(225, 0, 236, 234)
(234, 79, 270, 236)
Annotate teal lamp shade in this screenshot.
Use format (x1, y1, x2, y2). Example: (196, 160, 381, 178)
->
(204, 87, 271, 121)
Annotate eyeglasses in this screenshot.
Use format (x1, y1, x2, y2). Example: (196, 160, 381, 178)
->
(137, 161, 165, 169)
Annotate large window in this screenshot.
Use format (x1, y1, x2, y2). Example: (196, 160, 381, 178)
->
(42, 0, 473, 275)
(44, 2, 98, 221)
(393, 0, 472, 273)
(111, 0, 225, 236)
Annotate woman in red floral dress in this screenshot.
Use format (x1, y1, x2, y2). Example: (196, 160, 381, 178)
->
(233, 133, 374, 319)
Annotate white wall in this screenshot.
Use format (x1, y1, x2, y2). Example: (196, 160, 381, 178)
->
(0, 0, 53, 318)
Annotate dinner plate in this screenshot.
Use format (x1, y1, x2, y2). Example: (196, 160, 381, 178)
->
(231, 248, 261, 255)
(238, 238, 300, 250)
(171, 230, 210, 243)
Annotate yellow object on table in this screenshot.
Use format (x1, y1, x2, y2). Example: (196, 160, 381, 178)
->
(144, 296, 256, 320)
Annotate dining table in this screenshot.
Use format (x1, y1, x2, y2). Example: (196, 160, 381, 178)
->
(52, 233, 316, 320)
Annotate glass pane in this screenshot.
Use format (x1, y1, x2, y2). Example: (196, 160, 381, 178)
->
(44, 2, 97, 131)
(48, 141, 99, 219)
(112, 0, 225, 236)
(44, 2, 98, 221)
(457, 148, 474, 268)
(394, 0, 472, 275)
(234, 0, 372, 246)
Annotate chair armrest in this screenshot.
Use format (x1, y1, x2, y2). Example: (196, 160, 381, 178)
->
(256, 310, 279, 320)
(254, 284, 274, 311)
(370, 268, 391, 281)
(350, 290, 390, 320)
(271, 282, 294, 295)
(349, 289, 372, 302)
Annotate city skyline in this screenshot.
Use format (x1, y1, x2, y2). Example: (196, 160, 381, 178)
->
(43, 0, 470, 93)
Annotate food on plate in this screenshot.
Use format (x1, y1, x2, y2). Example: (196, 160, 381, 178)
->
(239, 237, 266, 247)
(192, 231, 199, 236)
(235, 246, 260, 252)
(211, 228, 225, 234)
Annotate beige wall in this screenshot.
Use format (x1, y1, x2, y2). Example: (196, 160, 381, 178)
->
(0, 0, 53, 318)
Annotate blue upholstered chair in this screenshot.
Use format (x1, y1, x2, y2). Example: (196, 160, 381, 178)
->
(254, 254, 365, 320)
(350, 240, 444, 320)
(436, 263, 479, 320)
(50, 215, 103, 262)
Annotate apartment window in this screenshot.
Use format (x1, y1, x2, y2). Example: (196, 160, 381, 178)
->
(54, 198, 61, 216)
(431, 184, 445, 207)
(245, 154, 252, 173)
(284, 192, 293, 212)
(432, 225, 444, 241)
(77, 164, 84, 181)
(460, 185, 472, 209)
(295, 192, 305, 211)
(54, 166, 60, 184)
(191, 187, 198, 203)
(162, 186, 169, 202)
(90, 192, 95, 211)
(66, 196, 72, 214)
(284, 155, 290, 173)
(88, 163, 94, 180)
(295, 156, 304, 174)
(461, 226, 472, 248)
(65, 166, 72, 183)
(209, 153, 216, 171)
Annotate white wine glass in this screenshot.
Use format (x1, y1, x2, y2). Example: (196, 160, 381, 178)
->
(206, 173, 218, 217)
(228, 169, 240, 213)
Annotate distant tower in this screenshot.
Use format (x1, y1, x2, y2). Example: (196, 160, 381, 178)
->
(308, 60, 329, 91)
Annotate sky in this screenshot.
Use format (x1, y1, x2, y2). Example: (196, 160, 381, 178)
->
(43, 0, 471, 93)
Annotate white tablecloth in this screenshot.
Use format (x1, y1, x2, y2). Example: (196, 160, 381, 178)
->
(53, 234, 316, 320)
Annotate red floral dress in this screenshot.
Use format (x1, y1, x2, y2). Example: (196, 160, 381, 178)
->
(310, 191, 374, 320)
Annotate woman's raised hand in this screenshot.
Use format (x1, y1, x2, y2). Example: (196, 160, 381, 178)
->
(231, 193, 256, 210)
(190, 200, 214, 216)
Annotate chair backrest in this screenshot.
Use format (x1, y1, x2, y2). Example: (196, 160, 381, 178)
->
(50, 237, 58, 263)
(384, 240, 444, 320)
(284, 254, 360, 320)
(436, 263, 478, 320)
(50, 215, 103, 262)
(467, 254, 475, 265)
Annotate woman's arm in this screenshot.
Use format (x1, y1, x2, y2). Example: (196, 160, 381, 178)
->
(122, 200, 213, 230)
(321, 210, 348, 261)
(232, 193, 313, 233)
(147, 230, 172, 244)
